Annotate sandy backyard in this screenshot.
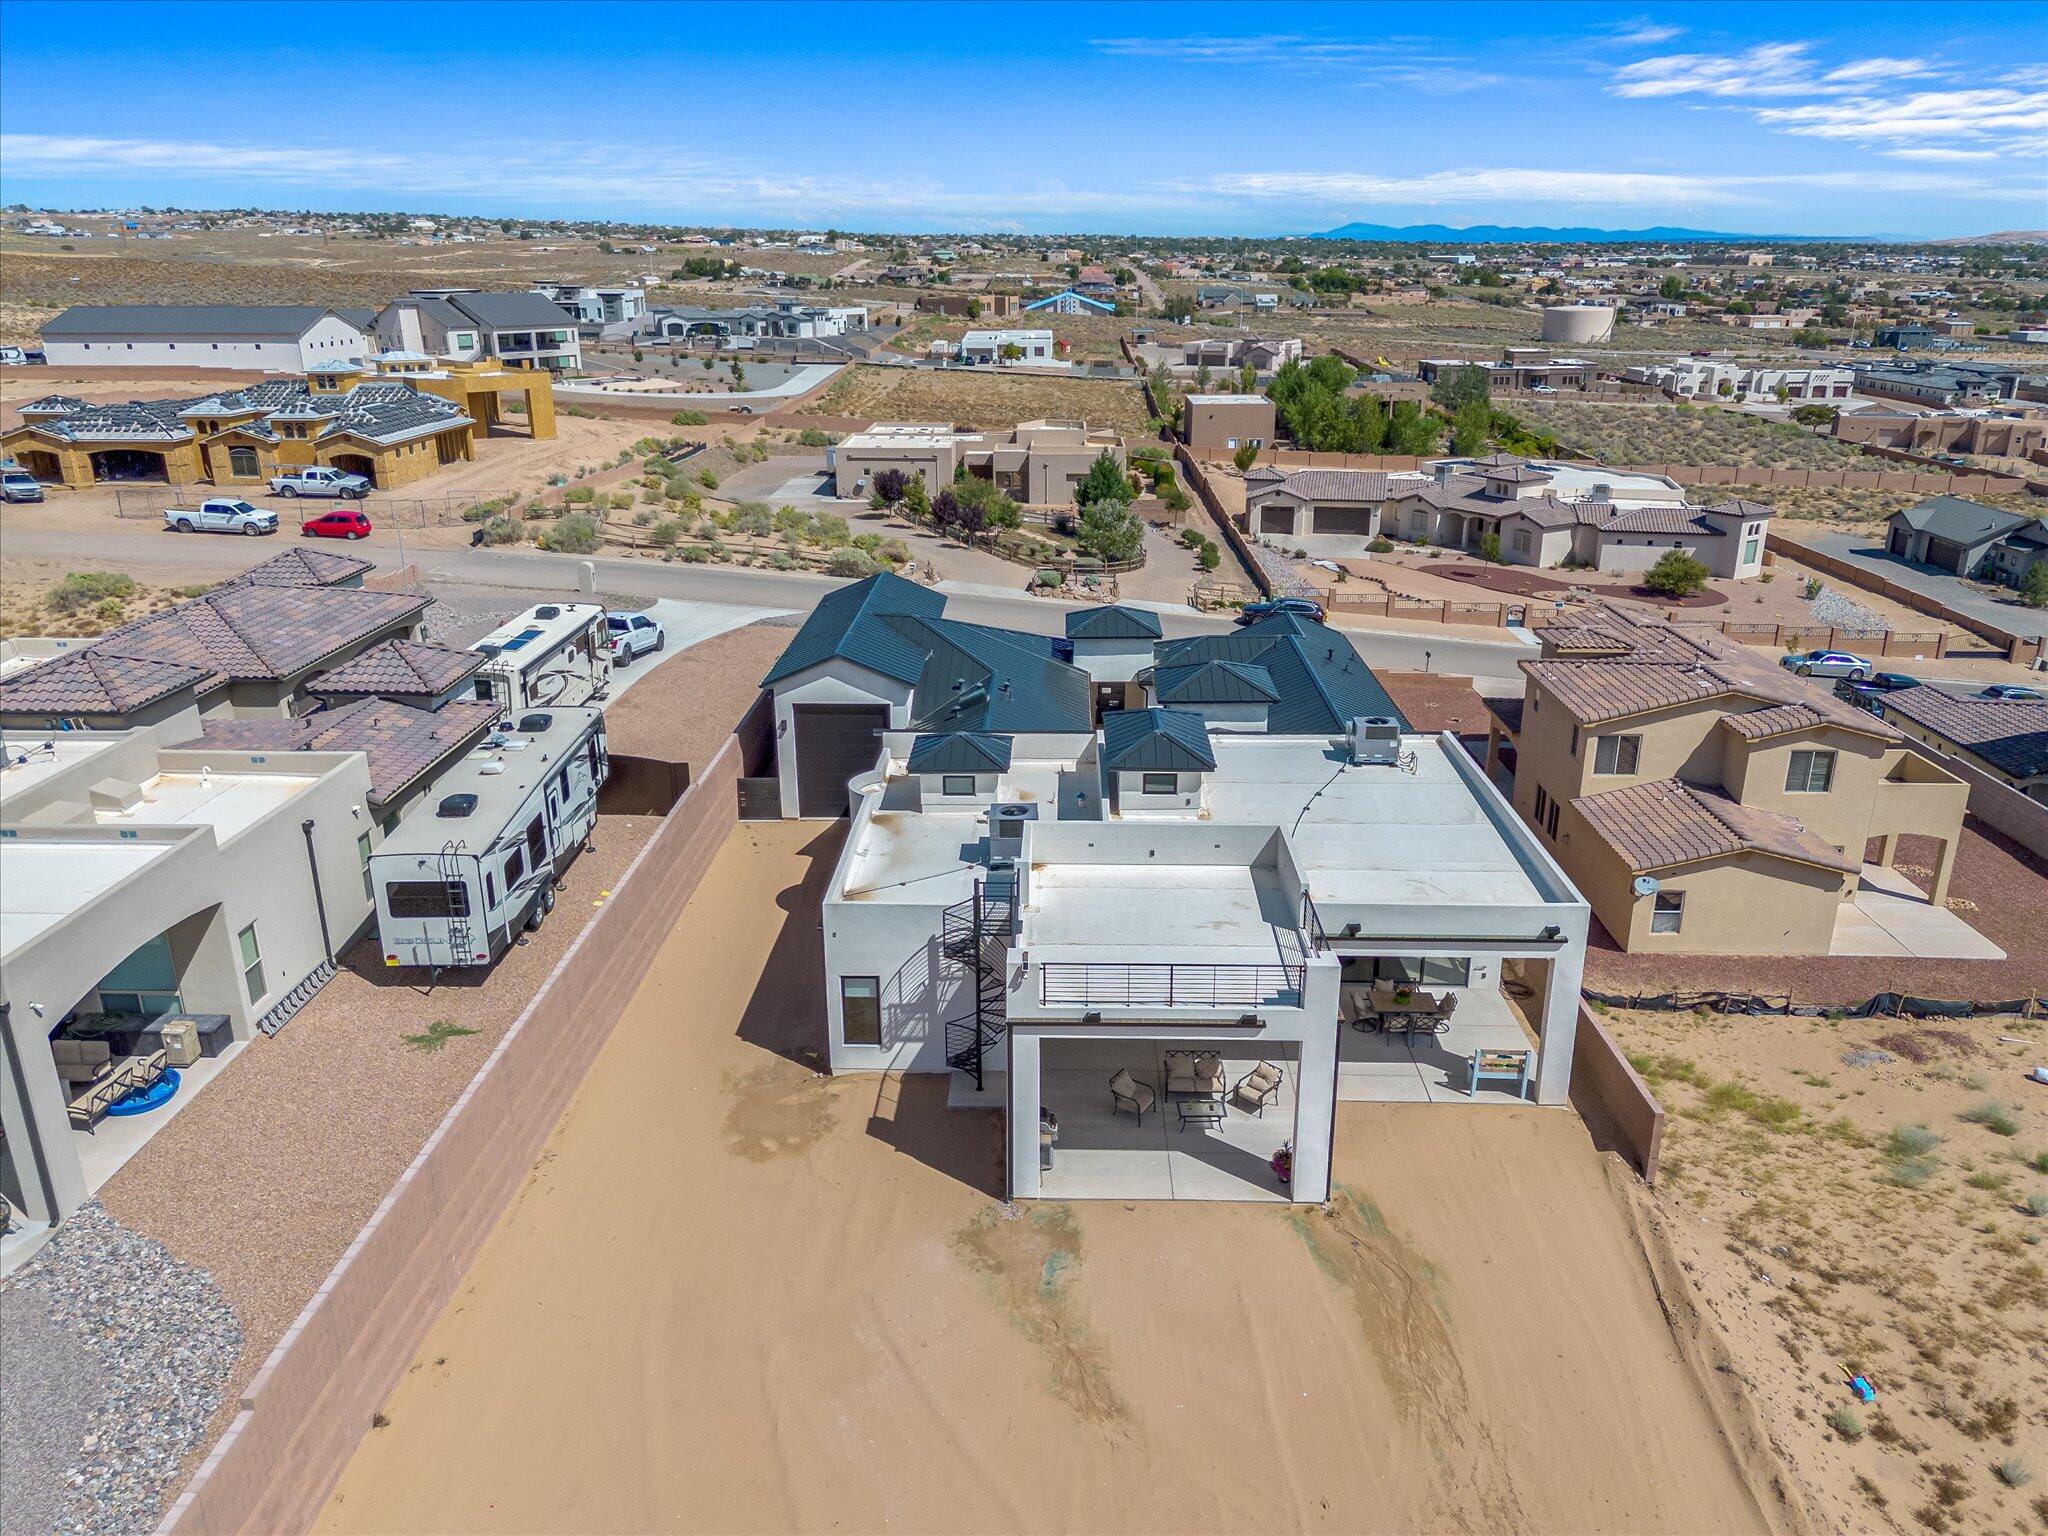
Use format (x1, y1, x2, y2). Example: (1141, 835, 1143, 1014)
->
(317, 819, 1779, 1536)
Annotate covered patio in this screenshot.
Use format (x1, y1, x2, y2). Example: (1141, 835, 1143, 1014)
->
(1334, 959, 1546, 1105)
(1034, 1039, 1297, 1202)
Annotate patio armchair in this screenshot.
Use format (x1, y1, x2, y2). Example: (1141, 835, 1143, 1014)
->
(115, 1047, 169, 1093)
(1163, 1050, 1225, 1099)
(66, 1074, 126, 1134)
(1232, 1062, 1284, 1117)
(1108, 1069, 1156, 1121)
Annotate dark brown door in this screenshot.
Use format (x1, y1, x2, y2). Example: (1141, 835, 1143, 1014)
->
(793, 704, 889, 817)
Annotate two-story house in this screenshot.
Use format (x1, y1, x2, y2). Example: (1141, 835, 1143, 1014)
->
(374, 291, 582, 372)
(1482, 606, 1968, 954)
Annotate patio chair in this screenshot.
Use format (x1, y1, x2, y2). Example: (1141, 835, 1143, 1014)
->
(1163, 1051, 1225, 1099)
(67, 1074, 125, 1134)
(115, 1047, 168, 1093)
(1109, 1069, 1156, 1121)
(1232, 1062, 1285, 1117)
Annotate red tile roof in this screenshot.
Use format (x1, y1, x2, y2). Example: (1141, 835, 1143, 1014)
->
(190, 697, 498, 807)
(309, 638, 481, 699)
(1572, 778, 1859, 875)
(0, 649, 210, 716)
(89, 585, 430, 692)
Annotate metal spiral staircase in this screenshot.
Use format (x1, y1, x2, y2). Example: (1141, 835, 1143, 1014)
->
(939, 873, 1017, 1092)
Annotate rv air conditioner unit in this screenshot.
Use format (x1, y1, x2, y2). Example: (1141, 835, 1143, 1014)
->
(535, 605, 562, 620)
(988, 802, 1038, 859)
(437, 793, 479, 818)
(1346, 715, 1401, 766)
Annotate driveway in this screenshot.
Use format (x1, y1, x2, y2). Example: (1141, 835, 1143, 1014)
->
(603, 598, 794, 703)
(1792, 529, 2048, 640)
(1830, 863, 2006, 959)
(714, 453, 844, 511)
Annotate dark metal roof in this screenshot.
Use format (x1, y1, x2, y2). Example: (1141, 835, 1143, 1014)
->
(1153, 658, 1281, 705)
(443, 291, 581, 330)
(761, 571, 945, 686)
(897, 617, 1091, 734)
(1892, 495, 2030, 547)
(1100, 707, 1216, 772)
(1151, 614, 1407, 733)
(1065, 604, 1163, 641)
(41, 304, 358, 339)
(906, 731, 1014, 773)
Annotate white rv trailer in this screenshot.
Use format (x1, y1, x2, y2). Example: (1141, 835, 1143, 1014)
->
(369, 705, 609, 969)
(467, 602, 611, 715)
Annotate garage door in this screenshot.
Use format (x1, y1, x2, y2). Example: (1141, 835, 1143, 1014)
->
(1311, 505, 1377, 537)
(792, 704, 889, 817)
(1926, 537, 1966, 572)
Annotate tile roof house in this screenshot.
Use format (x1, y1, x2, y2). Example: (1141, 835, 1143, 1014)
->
(1873, 686, 2048, 803)
(1242, 455, 1772, 581)
(221, 546, 375, 589)
(1147, 612, 1407, 734)
(0, 649, 213, 731)
(0, 584, 430, 729)
(191, 696, 500, 815)
(1482, 603, 1968, 954)
(307, 639, 484, 709)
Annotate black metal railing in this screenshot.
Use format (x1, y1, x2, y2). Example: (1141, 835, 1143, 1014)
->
(1038, 963, 1304, 1009)
(940, 878, 1014, 1090)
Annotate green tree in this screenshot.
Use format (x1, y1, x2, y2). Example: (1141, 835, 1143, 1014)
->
(1077, 501, 1143, 563)
(1430, 363, 1491, 414)
(1449, 400, 1492, 456)
(1478, 530, 1504, 564)
(1077, 450, 1134, 507)
(902, 474, 930, 521)
(1233, 443, 1259, 472)
(1659, 274, 1686, 301)
(1239, 362, 1257, 394)
(2020, 557, 2048, 609)
(1384, 400, 1441, 456)
(1643, 549, 1710, 597)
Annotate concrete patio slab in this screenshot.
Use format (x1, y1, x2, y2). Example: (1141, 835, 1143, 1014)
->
(1831, 863, 2006, 960)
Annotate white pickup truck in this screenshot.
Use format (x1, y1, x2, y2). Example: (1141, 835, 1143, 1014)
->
(164, 497, 279, 536)
(268, 466, 370, 499)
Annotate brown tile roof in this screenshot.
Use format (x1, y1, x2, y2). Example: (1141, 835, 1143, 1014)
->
(1573, 778, 1859, 876)
(189, 697, 498, 808)
(1524, 658, 1734, 723)
(0, 649, 210, 716)
(1878, 687, 2048, 779)
(1720, 700, 1898, 743)
(1246, 468, 1404, 502)
(309, 639, 481, 700)
(88, 586, 430, 693)
(224, 546, 375, 589)
(1599, 505, 1718, 535)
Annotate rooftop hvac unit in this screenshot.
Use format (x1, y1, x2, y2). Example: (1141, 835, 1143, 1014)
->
(1346, 715, 1401, 766)
(988, 801, 1038, 858)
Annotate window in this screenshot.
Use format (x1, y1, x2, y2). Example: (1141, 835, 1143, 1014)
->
(524, 814, 547, 869)
(841, 976, 881, 1046)
(238, 922, 265, 1005)
(387, 880, 471, 919)
(1741, 537, 1761, 567)
(1141, 772, 1178, 795)
(1533, 786, 1550, 825)
(1372, 956, 1473, 987)
(1785, 749, 1835, 794)
(503, 844, 525, 888)
(1593, 734, 1642, 775)
(357, 832, 373, 901)
(1651, 891, 1685, 933)
(940, 774, 976, 796)
(228, 445, 259, 477)
(1569, 724, 1580, 757)
(1513, 530, 1532, 553)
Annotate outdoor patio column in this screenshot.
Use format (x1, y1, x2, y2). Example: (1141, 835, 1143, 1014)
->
(1292, 1025, 1337, 1203)
(1930, 837, 1958, 908)
(1484, 722, 1503, 779)
(1875, 831, 1898, 868)
(1533, 940, 1586, 1107)
(1007, 1032, 1041, 1200)
(0, 1005, 86, 1226)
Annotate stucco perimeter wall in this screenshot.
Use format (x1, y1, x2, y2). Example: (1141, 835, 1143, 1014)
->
(160, 735, 744, 1536)
(1569, 1002, 1664, 1183)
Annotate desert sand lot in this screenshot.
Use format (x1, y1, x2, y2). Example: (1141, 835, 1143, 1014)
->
(317, 820, 1777, 1536)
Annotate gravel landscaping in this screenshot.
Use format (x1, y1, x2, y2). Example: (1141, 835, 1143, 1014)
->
(2, 1203, 240, 1536)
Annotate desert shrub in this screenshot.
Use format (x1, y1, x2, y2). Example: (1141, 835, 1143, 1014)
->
(2025, 1193, 2048, 1218)
(1479, 531, 1504, 564)
(795, 427, 838, 447)
(1643, 549, 1709, 597)
(669, 410, 708, 426)
(1198, 543, 1221, 571)
(539, 515, 602, 554)
(813, 513, 852, 548)
(1158, 483, 1192, 513)
(1233, 443, 1259, 471)
(47, 571, 135, 614)
(564, 485, 596, 505)
(1368, 535, 1395, 553)
(478, 513, 523, 545)
(697, 468, 719, 489)
(1181, 527, 1206, 549)
(826, 548, 879, 578)
(650, 517, 683, 547)
(878, 538, 911, 565)
(1963, 1101, 2021, 1136)
(1826, 1406, 1864, 1440)
(1888, 1125, 1943, 1157)
(675, 545, 710, 563)
(631, 508, 657, 527)
(606, 491, 632, 510)
(1995, 1457, 2031, 1488)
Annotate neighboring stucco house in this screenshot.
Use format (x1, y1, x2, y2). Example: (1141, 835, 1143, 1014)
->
(1481, 606, 1968, 954)
(1182, 394, 1276, 454)
(1885, 496, 2048, 588)
(831, 419, 1125, 504)
(1874, 687, 2048, 805)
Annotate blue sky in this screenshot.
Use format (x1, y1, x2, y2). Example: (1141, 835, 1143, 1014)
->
(1, 1, 2043, 236)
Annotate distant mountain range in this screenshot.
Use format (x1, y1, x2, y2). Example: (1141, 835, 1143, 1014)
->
(1308, 221, 1834, 244)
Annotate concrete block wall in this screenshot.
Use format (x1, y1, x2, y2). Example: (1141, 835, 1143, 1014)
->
(160, 737, 744, 1536)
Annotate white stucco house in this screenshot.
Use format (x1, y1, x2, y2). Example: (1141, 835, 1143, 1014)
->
(39, 305, 374, 372)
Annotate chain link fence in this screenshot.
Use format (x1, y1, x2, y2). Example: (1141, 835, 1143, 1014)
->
(112, 486, 504, 528)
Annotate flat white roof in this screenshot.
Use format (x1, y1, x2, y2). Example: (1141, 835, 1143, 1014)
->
(1027, 863, 1298, 966)
(0, 735, 125, 807)
(0, 838, 170, 956)
(1523, 460, 1682, 504)
(1186, 394, 1268, 404)
(98, 770, 318, 841)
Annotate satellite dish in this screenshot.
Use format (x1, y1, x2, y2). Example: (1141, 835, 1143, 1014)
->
(1632, 875, 1661, 897)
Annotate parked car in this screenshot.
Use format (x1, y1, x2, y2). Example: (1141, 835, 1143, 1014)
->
(1, 467, 45, 503)
(1834, 672, 1920, 708)
(269, 466, 371, 499)
(164, 497, 277, 536)
(1976, 683, 2045, 701)
(1780, 648, 1872, 680)
(605, 611, 666, 663)
(1529, 384, 1559, 395)
(301, 508, 373, 540)
(0, 345, 27, 367)
(1236, 596, 1326, 626)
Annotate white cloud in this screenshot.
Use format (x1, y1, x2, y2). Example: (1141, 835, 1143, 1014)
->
(1612, 42, 1824, 98)
(1600, 19, 1686, 47)
(1821, 57, 1942, 85)
(1755, 87, 2048, 146)
(1884, 146, 2000, 162)
(1085, 33, 1498, 90)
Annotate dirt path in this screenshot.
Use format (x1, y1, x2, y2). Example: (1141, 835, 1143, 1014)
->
(316, 822, 1776, 1536)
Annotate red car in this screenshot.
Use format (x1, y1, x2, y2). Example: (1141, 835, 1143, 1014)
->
(301, 509, 373, 540)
